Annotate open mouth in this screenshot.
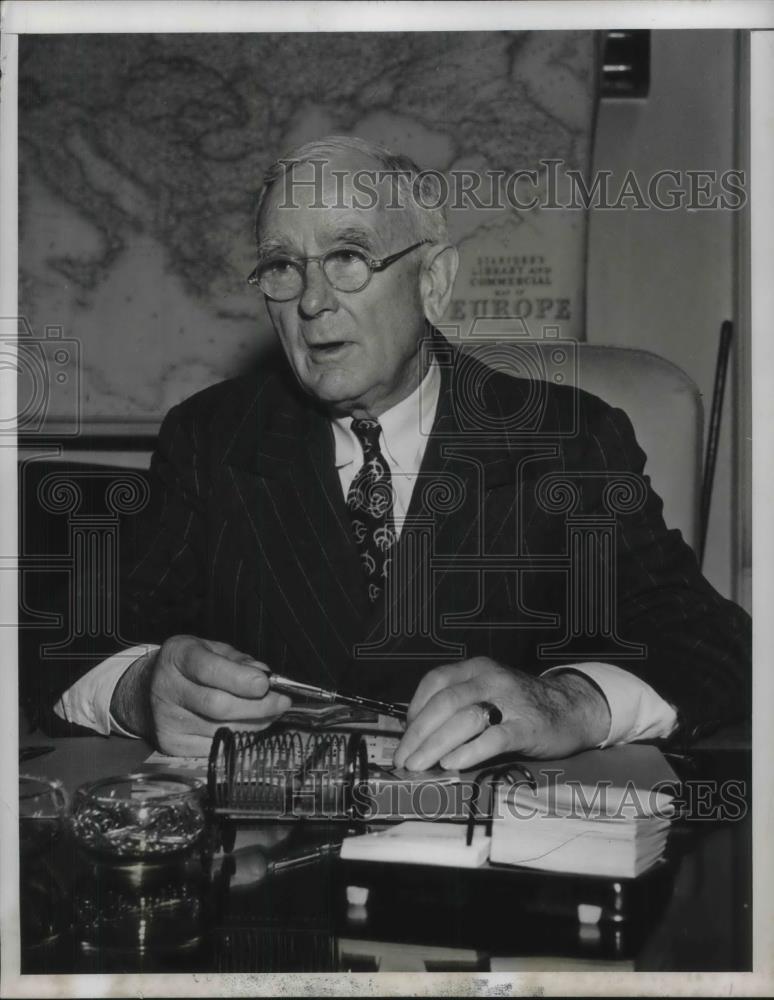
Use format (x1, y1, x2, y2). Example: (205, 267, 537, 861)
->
(308, 341, 350, 356)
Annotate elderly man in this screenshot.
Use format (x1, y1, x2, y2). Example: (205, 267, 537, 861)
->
(48, 135, 750, 766)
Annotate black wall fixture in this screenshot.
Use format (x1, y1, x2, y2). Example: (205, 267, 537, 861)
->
(601, 30, 650, 98)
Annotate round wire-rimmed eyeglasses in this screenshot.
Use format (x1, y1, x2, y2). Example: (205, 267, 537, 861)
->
(247, 240, 430, 301)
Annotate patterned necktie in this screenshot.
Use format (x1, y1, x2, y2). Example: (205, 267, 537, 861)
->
(346, 418, 397, 602)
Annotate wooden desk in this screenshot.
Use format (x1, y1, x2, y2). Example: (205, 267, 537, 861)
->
(18, 732, 751, 974)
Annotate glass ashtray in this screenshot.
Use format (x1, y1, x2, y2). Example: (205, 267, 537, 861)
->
(69, 773, 205, 860)
(19, 774, 68, 857)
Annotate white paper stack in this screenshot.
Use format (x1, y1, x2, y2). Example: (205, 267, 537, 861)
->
(341, 821, 490, 868)
(489, 779, 675, 878)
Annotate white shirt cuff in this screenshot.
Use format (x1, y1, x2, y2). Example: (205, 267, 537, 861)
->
(542, 662, 679, 747)
(53, 644, 160, 737)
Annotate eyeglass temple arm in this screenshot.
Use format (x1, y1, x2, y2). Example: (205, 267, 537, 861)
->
(371, 239, 431, 270)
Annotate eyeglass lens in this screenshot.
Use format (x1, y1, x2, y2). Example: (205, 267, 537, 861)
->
(259, 249, 370, 300)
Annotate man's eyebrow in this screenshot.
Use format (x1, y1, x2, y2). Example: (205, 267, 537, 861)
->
(255, 238, 293, 260)
(256, 226, 380, 261)
(324, 225, 378, 250)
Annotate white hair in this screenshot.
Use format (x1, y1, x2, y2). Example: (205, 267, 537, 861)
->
(255, 134, 449, 245)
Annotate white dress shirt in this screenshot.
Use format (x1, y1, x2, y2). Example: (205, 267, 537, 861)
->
(56, 360, 677, 747)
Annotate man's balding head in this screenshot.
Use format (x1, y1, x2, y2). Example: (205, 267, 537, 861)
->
(256, 135, 449, 247)
(252, 135, 459, 418)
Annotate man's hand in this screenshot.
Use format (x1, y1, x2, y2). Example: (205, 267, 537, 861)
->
(110, 635, 291, 756)
(393, 657, 611, 771)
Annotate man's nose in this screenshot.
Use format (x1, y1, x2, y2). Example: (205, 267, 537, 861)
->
(298, 260, 337, 317)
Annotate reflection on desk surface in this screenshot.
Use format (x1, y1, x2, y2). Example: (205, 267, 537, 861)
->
(16, 732, 751, 974)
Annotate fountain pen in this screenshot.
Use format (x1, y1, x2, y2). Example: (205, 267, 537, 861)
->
(248, 663, 408, 720)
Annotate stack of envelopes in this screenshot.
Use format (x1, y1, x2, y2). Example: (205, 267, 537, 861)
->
(489, 772, 676, 878)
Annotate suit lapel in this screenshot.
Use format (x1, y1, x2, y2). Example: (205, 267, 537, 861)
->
(359, 343, 534, 659)
(225, 371, 368, 688)
(359, 347, 489, 657)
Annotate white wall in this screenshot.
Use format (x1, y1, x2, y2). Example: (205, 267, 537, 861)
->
(587, 30, 742, 602)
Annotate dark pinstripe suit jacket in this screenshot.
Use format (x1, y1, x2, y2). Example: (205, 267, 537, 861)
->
(36, 337, 751, 741)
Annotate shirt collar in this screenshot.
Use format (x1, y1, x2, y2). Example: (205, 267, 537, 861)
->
(331, 361, 441, 471)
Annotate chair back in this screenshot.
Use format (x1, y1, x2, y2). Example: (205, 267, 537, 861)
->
(569, 344, 702, 552)
(463, 339, 702, 552)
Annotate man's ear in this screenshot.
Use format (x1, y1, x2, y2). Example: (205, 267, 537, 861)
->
(420, 244, 459, 325)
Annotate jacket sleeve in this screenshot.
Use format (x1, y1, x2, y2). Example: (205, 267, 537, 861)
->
(119, 402, 209, 647)
(22, 402, 209, 736)
(544, 396, 751, 743)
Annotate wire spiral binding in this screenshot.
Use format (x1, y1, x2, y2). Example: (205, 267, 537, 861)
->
(207, 727, 368, 821)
